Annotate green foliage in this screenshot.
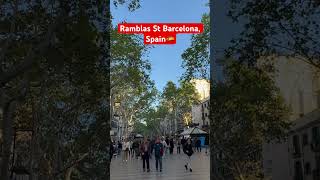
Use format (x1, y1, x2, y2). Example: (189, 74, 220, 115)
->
(0, 0, 123, 179)
(181, 14, 210, 80)
(113, 0, 141, 11)
(211, 62, 290, 179)
(226, 0, 320, 68)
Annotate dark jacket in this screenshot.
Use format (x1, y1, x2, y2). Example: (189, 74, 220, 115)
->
(154, 142, 164, 158)
(183, 143, 193, 156)
(140, 141, 150, 155)
(181, 138, 186, 147)
(169, 139, 174, 148)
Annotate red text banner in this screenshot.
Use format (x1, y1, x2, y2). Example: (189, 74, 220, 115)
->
(118, 23, 203, 44)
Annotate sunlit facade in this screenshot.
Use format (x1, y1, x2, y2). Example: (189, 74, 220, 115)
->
(190, 79, 210, 101)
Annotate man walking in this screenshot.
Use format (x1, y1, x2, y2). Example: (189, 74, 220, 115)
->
(176, 138, 181, 154)
(183, 138, 194, 172)
(154, 137, 164, 172)
(169, 137, 174, 154)
(196, 138, 201, 152)
(140, 138, 151, 172)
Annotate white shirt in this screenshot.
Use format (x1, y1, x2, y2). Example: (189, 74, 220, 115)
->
(123, 142, 130, 150)
(162, 140, 167, 148)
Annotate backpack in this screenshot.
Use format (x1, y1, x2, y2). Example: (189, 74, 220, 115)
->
(160, 146, 164, 156)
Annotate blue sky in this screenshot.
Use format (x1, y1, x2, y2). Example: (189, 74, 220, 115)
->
(111, 0, 209, 91)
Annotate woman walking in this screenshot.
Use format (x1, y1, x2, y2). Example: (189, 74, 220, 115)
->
(161, 138, 168, 158)
(140, 138, 151, 172)
(183, 138, 194, 172)
(123, 139, 130, 162)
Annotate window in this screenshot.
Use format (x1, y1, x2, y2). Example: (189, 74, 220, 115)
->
(205, 113, 208, 117)
(299, 90, 304, 117)
(312, 127, 320, 142)
(293, 135, 301, 154)
(304, 162, 311, 175)
(302, 133, 308, 146)
(294, 161, 303, 180)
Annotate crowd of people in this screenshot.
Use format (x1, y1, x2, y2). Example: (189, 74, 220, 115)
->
(110, 135, 207, 173)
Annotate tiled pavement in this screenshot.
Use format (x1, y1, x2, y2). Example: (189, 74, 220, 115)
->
(110, 150, 210, 180)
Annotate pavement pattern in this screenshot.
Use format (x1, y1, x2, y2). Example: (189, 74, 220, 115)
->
(110, 149, 210, 180)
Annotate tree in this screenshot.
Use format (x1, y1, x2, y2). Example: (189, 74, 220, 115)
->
(110, 24, 156, 139)
(181, 14, 210, 80)
(226, 0, 320, 68)
(0, 0, 140, 179)
(211, 62, 290, 180)
(159, 81, 200, 134)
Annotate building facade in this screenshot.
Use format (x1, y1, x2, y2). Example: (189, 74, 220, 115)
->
(191, 78, 210, 130)
(261, 56, 320, 180)
(191, 96, 210, 129)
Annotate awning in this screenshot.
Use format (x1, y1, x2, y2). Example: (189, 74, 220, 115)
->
(180, 127, 208, 135)
(135, 134, 144, 138)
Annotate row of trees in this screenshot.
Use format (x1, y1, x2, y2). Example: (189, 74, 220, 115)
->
(132, 80, 199, 137)
(0, 0, 142, 179)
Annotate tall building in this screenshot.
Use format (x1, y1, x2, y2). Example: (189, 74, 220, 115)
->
(261, 56, 320, 180)
(191, 97, 210, 129)
(190, 79, 210, 101)
(191, 79, 210, 131)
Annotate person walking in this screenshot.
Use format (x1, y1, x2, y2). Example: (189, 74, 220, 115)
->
(123, 139, 130, 162)
(169, 137, 174, 154)
(183, 138, 194, 172)
(177, 138, 181, 154)
(161, 138, 168, 158)
(149, 138, 155, 158)
(196, 138, 201, 152)
(154, 137, 164, 172)
(148, 138, 154, 159)
(129, 139, 134, 158)
(132, 140, 138, 159)
(165, 137, 170, 155)
(117, 141, 122, 155)
(181, 137, 186, 148)
(140, 138, 151, 172)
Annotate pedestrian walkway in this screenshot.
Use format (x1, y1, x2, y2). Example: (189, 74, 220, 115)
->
(110, 151, 210, 180)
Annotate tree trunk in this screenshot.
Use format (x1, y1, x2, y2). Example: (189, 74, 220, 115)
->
(1, 99, 17, 180)
(64, 167, 74, 180)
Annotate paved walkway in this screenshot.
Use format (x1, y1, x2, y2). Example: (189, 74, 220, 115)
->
(110, 149, 210, 180)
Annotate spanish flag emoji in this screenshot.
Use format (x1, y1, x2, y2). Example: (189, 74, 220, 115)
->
(167, 36, 175, 42)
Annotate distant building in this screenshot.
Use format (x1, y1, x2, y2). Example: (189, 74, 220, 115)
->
(191, 96, 210, 130)
(260, 56, 320, 180)
(190, 79, 210, 130)
(190, 79, 210, 100)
